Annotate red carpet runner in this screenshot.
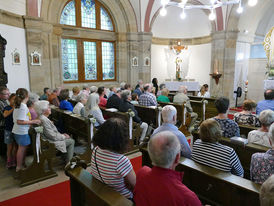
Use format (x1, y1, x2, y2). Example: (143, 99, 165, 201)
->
(0, 155, 142, 206)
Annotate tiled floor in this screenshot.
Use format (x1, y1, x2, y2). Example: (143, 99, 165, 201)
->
(0, 151, 141, 202)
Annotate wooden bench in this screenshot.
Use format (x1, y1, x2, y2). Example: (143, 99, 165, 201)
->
(50, 106, 94, 164)
(134, 105, 159, 128)
(101, 108, 142, 155)
(189, 96, 218, 119)
(192, 132, 269, 179)
(19, 127, 58, 187)
(140, 146, 261, 206)
(65, 158, 133, 206)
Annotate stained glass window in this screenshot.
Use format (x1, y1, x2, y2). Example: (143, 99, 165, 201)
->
(100, 7, 113, 31)
(62, 39, 78, 81)
(60, 1, 76, 26)
(84, 41, 97, 80)
(81, 0, 96, 28)
(102, 42, 115, 80)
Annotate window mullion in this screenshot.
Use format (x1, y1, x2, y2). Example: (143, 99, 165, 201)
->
(76, 0, 82, 27)
(97, 41, 102, 81)
(77, 40, 84, 82)
(95, 0, 101, 29)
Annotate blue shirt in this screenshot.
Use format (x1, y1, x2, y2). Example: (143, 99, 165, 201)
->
(152, 123, 192, 158)
(256, 100, 274, 115)
(4, 106, 14, 131)
(133, 88, 142, 97)
(59, 100, 73, 111)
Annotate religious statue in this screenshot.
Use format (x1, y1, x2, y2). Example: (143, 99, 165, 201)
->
(0, 34, 8, 87)
(175, 57, 183, 80)
(263, 27, 274, 80)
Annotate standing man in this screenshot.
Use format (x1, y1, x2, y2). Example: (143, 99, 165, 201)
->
(0, 86, 9, 156)
(134, 131, 201, 206)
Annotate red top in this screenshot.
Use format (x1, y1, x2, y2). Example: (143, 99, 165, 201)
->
(134, 166, 202, 206)
(99, 96, 107, 107)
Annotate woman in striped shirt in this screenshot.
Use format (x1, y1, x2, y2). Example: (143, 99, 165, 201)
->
(192, 119, 244, 177)
(90, 118, 136, 199)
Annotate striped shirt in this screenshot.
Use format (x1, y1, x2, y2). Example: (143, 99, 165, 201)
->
(91, 146, 133, 198)
(192, 139, 244, 177)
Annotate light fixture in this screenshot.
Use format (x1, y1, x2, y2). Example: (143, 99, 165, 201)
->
(248, 0, 258, 7)
(160, 7, 167, 16)
(209, 9, 216, 21)
(159, 0, 257, 20)
(180, 8, 186, 19)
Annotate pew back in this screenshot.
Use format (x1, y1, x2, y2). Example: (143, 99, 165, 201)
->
(66, 166, 133, 206)
(140, 146, 261, 206)
(134, 105, 159, 128)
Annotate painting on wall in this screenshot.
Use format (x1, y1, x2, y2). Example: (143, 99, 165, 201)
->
(31, 51, 42, 66)
(144, 57, 150, 66)
(132, 56, 138, 67)
(11, 49, 20, 65)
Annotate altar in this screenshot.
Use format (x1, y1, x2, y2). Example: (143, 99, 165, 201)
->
(164, 81, 200, 92)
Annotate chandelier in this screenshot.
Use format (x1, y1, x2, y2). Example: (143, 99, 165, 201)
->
(160, 0, 258, 21)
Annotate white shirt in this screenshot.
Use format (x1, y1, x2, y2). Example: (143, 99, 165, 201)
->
(73, 102, 84, 115)
(197, 91, 210, 98)
(12, 103, 31, 135)
(248, 130, 271, 148)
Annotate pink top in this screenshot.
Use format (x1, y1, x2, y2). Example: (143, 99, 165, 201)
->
(99, 96, 107, 107)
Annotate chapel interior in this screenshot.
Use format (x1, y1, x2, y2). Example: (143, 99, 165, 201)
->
(0, 0, 274, 205)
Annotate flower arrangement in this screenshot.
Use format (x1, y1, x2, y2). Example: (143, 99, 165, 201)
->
(127, 109, 135, 117)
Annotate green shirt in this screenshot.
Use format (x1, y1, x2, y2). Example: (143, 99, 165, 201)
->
(157, 95, 170, 103)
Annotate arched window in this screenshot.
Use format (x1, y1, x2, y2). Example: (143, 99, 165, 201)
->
(60, 0, 115, 82)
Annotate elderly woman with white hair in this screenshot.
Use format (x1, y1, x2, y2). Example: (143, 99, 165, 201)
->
(85, 93, 105, 127)
(248, 110, 274, 148)
(250, 123, 274, 184)
(34, 100, 75, 163)
(73, 93, 88, 116)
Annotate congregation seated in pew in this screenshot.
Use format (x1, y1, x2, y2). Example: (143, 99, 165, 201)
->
(256, 89, 274, 115)
(71, 86, 80, 101)
(248, 110, 274, 148)
(138, 84, 157, 107)
(90, 118, 136, 200)
(173, 85, 198, 132)
(152, 105, 191, 158)
(260, 174, 274, 206)
(134, 131, 201, 206)
(59, 89, 74, 112)
(118, 90, 148, 143)
(35, 100, 75, 163)
(98, 86, 107, 107)
(156, 88, 170, 103)
(85, 93, 105, 127)
(72, 93, 88, 116)
(192, 119, 244, 177)
(197, 84, 210, 98)
(250, 123, 274, 184)
(130, 93, 139, 105)
(48, 88, 60, 107)
(234, 99, 260, 127)
(213, 97, 240, 138)
(106, 88, 122, 109)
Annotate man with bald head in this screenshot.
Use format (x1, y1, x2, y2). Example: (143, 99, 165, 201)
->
(134, 131, 201, 206)
(256, 89, 274, 115)
(173, 85, 198, 131)
(138, 83, 157, 106)
(153, 105, 191, 158)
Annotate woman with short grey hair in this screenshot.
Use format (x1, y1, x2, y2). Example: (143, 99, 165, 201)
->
(34, 100, 75, 163)
(248, 109, 274, 148)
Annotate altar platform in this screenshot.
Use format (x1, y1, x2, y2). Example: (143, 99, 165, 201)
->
(164, 81, 200, 92)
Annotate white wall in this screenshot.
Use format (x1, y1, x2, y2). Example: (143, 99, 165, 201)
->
(0, 0, 26, 15)
(151, 43, 211, 87)
(0, 24, 30, 93)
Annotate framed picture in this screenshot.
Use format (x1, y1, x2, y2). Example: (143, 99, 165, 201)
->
(132, 56, 138, 67)
(11, 49, 20, 65)
(144, 57, 150, 66)
(31, 51, 42, 66)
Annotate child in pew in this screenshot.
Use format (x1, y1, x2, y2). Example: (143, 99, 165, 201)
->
(12, 88, 41, 172)
(34, 100, 75, 163)
(3, 93, 17, 169)
(90, 118, 136, 200)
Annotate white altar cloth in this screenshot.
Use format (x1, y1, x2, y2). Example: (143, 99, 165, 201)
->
(264, 80, 274, 90)
(164, 81, 200, 91)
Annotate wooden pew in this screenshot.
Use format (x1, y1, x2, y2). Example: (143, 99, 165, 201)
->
(49, 106, 93, 164)
(238, 124, 259, 138)
(140, 146, 261, 206)
(189, 96, 218, 119)
(134, 105, 159, 128)
(19, 127, 58, 187)
(65, 158, 133, 206)
(101, 108, 142, 155)
(192, 132, 269, 179)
